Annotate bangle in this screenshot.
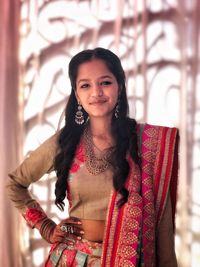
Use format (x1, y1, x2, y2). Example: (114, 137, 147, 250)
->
(39, 218, 56, 243)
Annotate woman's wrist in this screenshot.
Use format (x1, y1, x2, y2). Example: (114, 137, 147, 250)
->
(38, 217, 57, 243)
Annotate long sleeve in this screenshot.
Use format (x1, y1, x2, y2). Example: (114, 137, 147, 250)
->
(6, 131, 59, 228)
(156, 194, 178, 267)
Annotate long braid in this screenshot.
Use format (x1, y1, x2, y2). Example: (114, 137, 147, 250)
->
(111, 117, 140, 207)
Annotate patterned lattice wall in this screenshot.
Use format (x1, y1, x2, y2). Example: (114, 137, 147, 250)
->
(19, 1, 200, 266)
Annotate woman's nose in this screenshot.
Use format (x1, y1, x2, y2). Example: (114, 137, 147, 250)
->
(91, 84, 103, 96)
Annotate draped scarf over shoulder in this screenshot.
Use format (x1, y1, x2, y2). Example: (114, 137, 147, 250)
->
(101, 124, 179, 267)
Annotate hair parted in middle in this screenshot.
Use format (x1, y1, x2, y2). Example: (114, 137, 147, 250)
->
(54, 47, 140, 210)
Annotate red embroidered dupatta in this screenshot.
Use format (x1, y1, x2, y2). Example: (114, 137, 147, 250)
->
(101, 124, 179, 267)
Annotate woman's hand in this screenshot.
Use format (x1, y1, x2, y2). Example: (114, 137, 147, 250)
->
(49, 217, 84, 245)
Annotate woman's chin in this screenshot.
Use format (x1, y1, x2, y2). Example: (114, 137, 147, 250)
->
(88, 112, 113, 120)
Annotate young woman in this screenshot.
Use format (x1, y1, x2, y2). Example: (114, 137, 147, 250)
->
(7, 47, 179, 266)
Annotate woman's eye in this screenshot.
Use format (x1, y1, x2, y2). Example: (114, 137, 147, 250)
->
(101, 81, 112, 86)
(80, 83, 90, 88)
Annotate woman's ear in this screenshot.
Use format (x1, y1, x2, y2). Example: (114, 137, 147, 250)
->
(74, 91, 80, 103)
(118, 86, 123, 96)
(117, 87, 122, 101)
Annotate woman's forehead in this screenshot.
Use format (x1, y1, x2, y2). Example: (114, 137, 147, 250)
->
(76, 59, 115, 80)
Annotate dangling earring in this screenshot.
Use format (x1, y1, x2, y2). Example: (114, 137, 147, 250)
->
(115, 103, 120, 118)
(75, 103, 85, 125)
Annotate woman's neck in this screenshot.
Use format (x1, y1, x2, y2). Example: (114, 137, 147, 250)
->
(88, 117, 114, 150)
(89, 117, 112, 137)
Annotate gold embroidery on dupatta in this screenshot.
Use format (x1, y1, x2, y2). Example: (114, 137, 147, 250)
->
(143, 150, 156, 162)
(142, 126, 159, 266)
(114, 163, 142, 267)
(103, 192, 122, 266)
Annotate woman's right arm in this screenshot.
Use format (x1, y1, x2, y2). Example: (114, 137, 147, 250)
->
(6, 131, 59, 230)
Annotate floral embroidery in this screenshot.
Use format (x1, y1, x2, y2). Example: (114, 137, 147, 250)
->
(62, 250, 76, 266)
(70, 163, 80, 173)
(67, 143, 85, 206)
(76, 144, 85, 162)
(23, 203, 46, 228)
(26, 208, 46, 224)
(69, 143, 85, 175)
(74, 242, 92, 255)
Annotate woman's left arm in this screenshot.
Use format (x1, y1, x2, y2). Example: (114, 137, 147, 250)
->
(157, 194, 178, 267)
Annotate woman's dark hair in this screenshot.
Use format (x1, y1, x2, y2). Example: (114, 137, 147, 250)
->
(54, 47, 140, 210)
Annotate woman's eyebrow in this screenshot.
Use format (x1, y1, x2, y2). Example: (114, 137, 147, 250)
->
(77, 79, 90, 85)
(77, 75, 113, 85)
(99, 75, 113, 79)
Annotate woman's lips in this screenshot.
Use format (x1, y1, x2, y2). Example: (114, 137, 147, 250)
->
(89, 99, 107, 105)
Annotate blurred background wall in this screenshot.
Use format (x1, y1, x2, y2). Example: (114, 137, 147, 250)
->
(0, 0, 200, 266)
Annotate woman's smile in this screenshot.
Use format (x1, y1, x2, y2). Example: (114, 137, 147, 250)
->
(89, 98, 108, 105)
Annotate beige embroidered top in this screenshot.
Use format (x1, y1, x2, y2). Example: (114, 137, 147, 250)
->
(6, 131, 113, 220)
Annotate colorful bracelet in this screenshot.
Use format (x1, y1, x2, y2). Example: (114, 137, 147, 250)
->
(39, 218, 56, 243)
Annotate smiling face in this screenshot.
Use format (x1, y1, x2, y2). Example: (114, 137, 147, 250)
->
(75, 59, 119, 120)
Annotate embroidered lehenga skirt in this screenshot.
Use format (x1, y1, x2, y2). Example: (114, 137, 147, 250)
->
(45, 239, 102, 267)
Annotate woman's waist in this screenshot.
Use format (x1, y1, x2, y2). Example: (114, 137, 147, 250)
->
(80, 219, 105, 242)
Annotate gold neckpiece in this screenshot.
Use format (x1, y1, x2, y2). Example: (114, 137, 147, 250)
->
(83, 126, 113, 175)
